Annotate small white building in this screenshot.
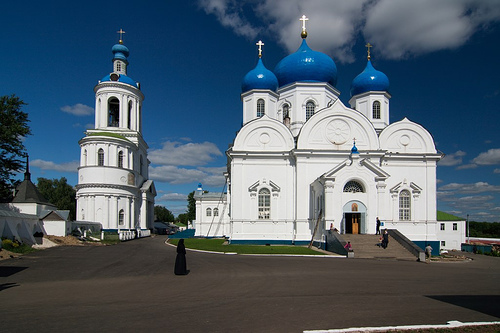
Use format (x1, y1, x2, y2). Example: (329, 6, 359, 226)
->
(75, 37, 156, 237)
(194, 18, 465, 251)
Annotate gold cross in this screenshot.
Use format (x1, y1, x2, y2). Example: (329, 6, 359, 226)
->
(117, 29, 126, 44)
(300, 15, 309, 32)
(365, 43, 372, 60)
(256, 40, 264, 58)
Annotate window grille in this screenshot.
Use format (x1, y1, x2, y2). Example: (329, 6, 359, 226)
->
(258, 188, 270, 219)
(343, 181, 364, 193)
(399, 190, 411, 220)
(257, 99, 265, 117)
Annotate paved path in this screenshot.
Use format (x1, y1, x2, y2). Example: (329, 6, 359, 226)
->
(0, 235, 499, 333)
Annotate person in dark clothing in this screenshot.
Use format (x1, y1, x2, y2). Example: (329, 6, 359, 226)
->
(376, 217, 381, 235)
(381, 229, 389, 249)
(174, 239, 188, 275)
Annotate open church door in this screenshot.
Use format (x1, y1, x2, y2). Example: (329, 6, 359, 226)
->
(343, 201, 367, 234)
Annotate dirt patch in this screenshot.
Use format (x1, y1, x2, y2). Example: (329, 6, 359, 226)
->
(0, 249, 21, 261)
(45, 235, 85, 246)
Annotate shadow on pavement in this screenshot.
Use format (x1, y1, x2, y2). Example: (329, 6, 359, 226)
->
(427, 295, 500, 318)
(0, 266, 27, 277)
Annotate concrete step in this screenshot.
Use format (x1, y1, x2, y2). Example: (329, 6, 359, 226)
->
(342, 234, 417, 260)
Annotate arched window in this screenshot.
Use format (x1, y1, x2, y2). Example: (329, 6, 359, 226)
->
(128, 101, 132, 129)
(118, 151, 124, 168)
(343, 181, 364, 193)
(372, 101, 381, 119)
(213, 208, 219, 217)
(118, 209, 125, 225)
(108, 98, 120, 127)
(283, 103, 290, 121)
(258, 188, 271, 219)
(116, 62, 122, 72)
(399, 190, 411, 220)
(306, 101, 315, 120)
(83, 149, 87, 166)
(98, 148, 104, 166)
(140, 155, 144, 175)
(257, 99, 265, 117)
(206, 208, 212, 217)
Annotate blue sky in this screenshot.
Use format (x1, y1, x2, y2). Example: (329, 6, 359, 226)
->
(1, 0, 499, 221)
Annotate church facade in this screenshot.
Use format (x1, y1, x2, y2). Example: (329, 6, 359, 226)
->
(75, 36, 156, 239)
(194, 18, 465, 251)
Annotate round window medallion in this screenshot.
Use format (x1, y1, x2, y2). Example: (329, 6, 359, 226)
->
(259, 133, 271, 144)
(326, 119, 351, 144)
(400, 134, 411, 146)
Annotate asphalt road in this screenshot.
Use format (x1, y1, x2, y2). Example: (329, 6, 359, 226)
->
(0, 235, 499, 333)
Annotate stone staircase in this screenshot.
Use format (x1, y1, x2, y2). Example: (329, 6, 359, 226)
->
(341, 234, 418, 261)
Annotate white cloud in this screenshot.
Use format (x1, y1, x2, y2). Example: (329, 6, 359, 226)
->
(61, 103, 94, 116)
(494, 168, 500, 174)
(157, 193, 188, 201)
(199, 0, 500, 62)
(439, 181, 500, 194)
(149, 165, 226, 187)
(31, 159, 79, 173)
(456, 163, 478, 170)
(472, 148, 500, 165)
(440, 150, 467, 166)
(149, 141, 223, 166)
(198, 0, 261, 39)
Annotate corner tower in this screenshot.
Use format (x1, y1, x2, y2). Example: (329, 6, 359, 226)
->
(76, 31, 156, 238)
(349, 43, 391, 134)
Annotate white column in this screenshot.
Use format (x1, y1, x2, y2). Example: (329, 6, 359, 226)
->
(324, 180, 335, 229)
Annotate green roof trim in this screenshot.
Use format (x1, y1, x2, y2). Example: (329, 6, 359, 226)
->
(437, 210, 464, 221)
(87, 132, 131, 142)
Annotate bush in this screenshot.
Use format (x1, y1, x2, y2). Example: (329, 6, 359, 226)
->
(1, 238, 36, 254)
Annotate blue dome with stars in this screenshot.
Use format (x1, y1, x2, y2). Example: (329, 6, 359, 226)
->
(350, 60, 389, 97)
(274, 39, 338, 88)
(242, 58, 279, 93)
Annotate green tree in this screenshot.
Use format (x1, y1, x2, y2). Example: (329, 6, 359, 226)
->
(187, 191, 196, 221)
(154, 205, 175, 222)
(176, 213, 189, 225)
(37, 177, 76, 220)
(0, 95, 31, 201)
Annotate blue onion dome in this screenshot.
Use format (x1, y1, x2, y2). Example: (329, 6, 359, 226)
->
(274, 38, 338, 88)
(100, 73, 138, 87)
(351, 141, 359, 154)
(350, 60, 389, 97)
(100, 41, 139, 88)
(112, 43, 129, 61)
(242, 58, 279, 92)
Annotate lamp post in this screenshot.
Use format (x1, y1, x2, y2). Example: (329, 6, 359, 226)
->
(467, 214, 469, 244)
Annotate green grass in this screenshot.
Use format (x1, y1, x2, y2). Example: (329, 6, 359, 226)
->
(168, 238, 326, 255)
(1, 239, 37, 254)
(437, 211, 464, 221)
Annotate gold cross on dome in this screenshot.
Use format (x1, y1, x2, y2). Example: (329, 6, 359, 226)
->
(365, 42, 372, 60)
(117, 29, 126, 44)
(300, 15, 309, 32)
(256, 40, 264, 58)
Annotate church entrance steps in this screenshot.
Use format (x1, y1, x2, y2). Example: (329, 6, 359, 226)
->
(341, 234, 418, 260)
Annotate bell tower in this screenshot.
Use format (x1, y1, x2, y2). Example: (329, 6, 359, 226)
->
(76, 31, 156, 239)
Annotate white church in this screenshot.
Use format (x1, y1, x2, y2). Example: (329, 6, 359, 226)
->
(75, 34, 156, 239)
(194, 17, 465, 251)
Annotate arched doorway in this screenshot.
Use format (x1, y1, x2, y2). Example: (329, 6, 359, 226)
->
(343, 201, 367, 234)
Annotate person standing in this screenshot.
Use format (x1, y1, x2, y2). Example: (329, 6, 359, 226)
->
(382, 229, 389, 249)
(425, 244, 433, 262)
(376, 217, 381, 235)
(174, 239, 188, 275)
